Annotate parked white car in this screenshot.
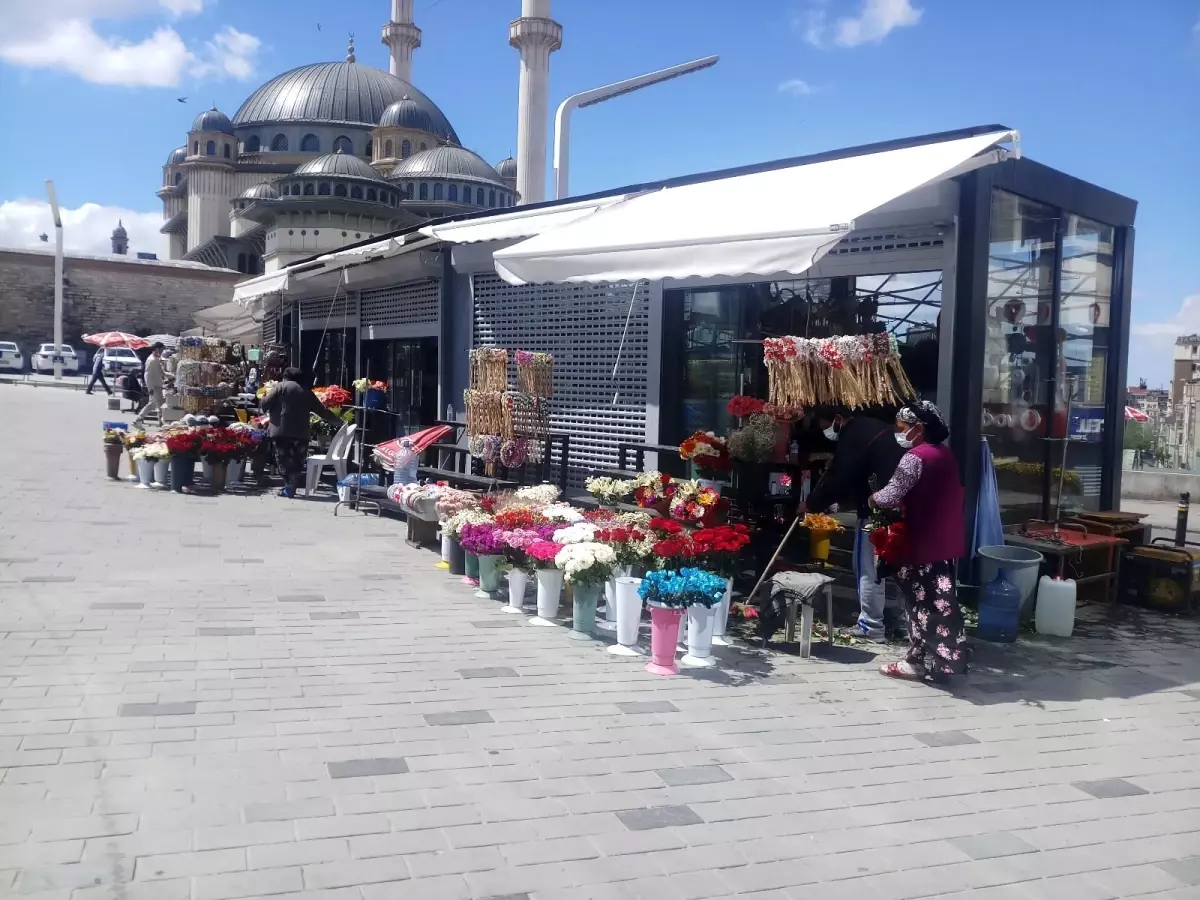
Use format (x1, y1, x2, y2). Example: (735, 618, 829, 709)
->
(31, 343, 80, 374)
(101, 347, 142, 376)
(0, 341, 24, 372)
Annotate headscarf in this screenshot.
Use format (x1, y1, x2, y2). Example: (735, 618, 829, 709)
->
(897, 400, 949, 445)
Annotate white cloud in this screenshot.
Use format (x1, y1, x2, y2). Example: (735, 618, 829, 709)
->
(1129, 292, 1200, 382)
(0, 0, 261, 88)
(0, 198, 167, 258)
(799, 0, 923, 49)
(778, 78, 817, 96)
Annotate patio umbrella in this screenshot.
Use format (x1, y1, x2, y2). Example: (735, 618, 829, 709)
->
(373, 425, 452, 471)
(83, 331, 149, 350)
(972, 437, 1005, 557)
(1124, 405, 1149, 423)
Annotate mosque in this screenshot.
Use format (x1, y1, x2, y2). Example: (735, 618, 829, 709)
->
(157, 0, 560, 275)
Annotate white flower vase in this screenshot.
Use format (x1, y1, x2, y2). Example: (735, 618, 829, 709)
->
(599, 566, 630, 632)
(530, 568, 563, 626)
(201, 461, 214, 484)
(608, 576, 644, 657)
(437, 531, 453, 570)
(504, 569, 529, 614)
(153, 459, 170, 488)
(680, 603, 718, 668)
(712, 578, 734, 646)
(226, 458, 246, 485)
(135, 457, 155, 489)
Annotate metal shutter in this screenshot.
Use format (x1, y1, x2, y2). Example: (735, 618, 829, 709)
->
(360, 280, 439, 327)
(471, 272, 650, 488)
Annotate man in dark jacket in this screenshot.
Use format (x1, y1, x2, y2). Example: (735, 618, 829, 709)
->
(260, 367, 345, 498)
(801, 405, 906, 640)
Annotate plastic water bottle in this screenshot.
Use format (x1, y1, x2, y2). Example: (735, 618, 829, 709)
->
(393, 439, 419, 486)
(977, 569, 1021, 643)
(446, 404, 454, 422)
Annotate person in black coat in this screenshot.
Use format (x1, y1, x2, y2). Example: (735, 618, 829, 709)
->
(260, 367, 345, 498)
(801, 405, 906, 640)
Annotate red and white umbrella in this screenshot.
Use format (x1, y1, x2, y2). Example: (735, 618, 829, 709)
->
(1124, 405, 1150, 423)
(83, 331, 150, 350)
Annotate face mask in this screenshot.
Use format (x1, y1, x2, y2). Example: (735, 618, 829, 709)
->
(895, 430, 914, 449)
(823, 426, 839, 442)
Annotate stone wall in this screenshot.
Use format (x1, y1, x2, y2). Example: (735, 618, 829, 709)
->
(0, 248, 242, 357)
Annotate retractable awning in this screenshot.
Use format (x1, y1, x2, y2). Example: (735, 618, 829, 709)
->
(232, 269, 289, 307)
(493, 129, 1017, 285)
(192, 301, 261, 342)
(419, 194, 632, 245)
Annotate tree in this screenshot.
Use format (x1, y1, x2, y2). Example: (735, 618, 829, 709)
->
(1123, 422, 1153, 452)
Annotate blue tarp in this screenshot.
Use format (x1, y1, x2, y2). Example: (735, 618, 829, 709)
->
(973, 438, 1005, 556)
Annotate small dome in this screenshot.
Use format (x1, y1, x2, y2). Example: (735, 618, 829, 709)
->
(192, 108, 234, 134)
(293, 151, 386, 181)
(379, 97, 434, 132)
(495, 157, 517, 180)
(166, 146, 187, 166)
(239, 182, 279, 201)
(112, 220, 127, 238)
(389, 146, 507, 186)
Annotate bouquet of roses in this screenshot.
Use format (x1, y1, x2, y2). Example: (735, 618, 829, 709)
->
(554, 541, 617, 586)
(679, 431, 732, 476)
(542, 503, 584, 524)
(515, 484, 560, 505)
(647, 519, 696, 568)
(494, 504, 546, 529)
(668, 480, 722, 524)
(691, 524, 751, 578)
(552, 522, 598, 545)
(595, 525, 655, 569)
(527, 539, 564, 570)
(141, 442, 171, 460)
(629, 472, 676, 510)
(585, 475, 634, 506)
(726, 395, 765, 419)
(864, 474, 906, 579)
(165, 430, 201, 456)
(459, 522, 506, 557)
(313, 385, 353, 408)
(638, 567, 728, 609)
(499, 528, 540, 572)
(443, 508, 491, 539)
(352, 378, 387, 392)
(123, 429, 148, 451)
(435, 487, 478, 521)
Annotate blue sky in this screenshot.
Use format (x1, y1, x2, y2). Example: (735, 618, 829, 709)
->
(0, 0, 1196, 384)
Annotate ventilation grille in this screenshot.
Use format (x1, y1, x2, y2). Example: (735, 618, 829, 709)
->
(298, 295, 357, 321)
(471, 273, 650, 488)
(829, 228, 946, 256)
(360, 280, 439, 327)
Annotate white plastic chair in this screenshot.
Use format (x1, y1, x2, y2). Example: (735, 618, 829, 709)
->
(305, 423, 357, 495)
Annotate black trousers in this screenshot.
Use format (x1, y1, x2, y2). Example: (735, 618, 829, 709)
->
(85, 370, 112, 394)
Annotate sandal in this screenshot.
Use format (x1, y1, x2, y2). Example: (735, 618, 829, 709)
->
(879, 661, 923, 680)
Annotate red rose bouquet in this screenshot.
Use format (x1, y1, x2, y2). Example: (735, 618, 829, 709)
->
(679, 431, 732, 476)
(314, 385, 352, 408)
(165, 431, 201, 456)
(726, 395, 765, 419)
(691, 524, 751, 578)
(631, 472, 676, 510)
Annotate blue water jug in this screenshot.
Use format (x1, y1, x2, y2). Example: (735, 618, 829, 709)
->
(977, 568, 1021, 643)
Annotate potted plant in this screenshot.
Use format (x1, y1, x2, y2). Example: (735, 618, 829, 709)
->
(554, 541, 617, 641)
(527, 539, 565, 626)
(166, 430, 201, 492)
(460, 522, 506, 598)
(102, 427, 125, 480)
(638, 568, 728, 676)
(691, 524, 752, 647)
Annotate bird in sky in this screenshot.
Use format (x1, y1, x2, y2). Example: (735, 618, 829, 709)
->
(177, 97, 187, 103)
(316, 23, 322, 30)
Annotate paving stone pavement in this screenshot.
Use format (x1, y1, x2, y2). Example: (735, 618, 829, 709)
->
(3, 386, 1200, 900)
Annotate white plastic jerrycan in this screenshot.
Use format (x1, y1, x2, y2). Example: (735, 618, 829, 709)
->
(1035, 575, 1077, 638)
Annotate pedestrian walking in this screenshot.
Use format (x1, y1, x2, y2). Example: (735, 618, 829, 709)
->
(259, 367, 344, 498)
(135, 343, 166, 424)
(85, 350, 113, 395)
(869, 400, 968, 682)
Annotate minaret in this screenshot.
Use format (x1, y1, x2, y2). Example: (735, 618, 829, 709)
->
(382, 0, 421, 83)
(509, 0, 561, 205)
(111, 220, 129, 256)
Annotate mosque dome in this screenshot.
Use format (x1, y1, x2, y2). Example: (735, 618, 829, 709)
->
(192, 108, 234, 134)
(293, 151, 388, 180)
(379, 97, 436, 132)
(494, 157, 517, 180)
(390, 146, 507, 186)
(232, 62, 459, 142)
(166, 146, 188, 165)
(239, 182, 279, 200)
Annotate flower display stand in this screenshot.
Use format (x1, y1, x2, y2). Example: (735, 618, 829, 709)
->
(608, 576, 644, 657)
(504, 570, 529, 613)
(680, 604, 718, 668)
(646, 605, 684, 676)
(476, 554, 502, 599)
(152, 459, 169, 489)
(570, 583, 601, 641)
(463, 552, 480, 587)
(448, 539, 466, 576)
(530, 569, 563, 626)
(135, 458, 155, 489)
(712, 578, 734, 647)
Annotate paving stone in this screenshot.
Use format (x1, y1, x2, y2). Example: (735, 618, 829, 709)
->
(0, 556, 37, 563)
(89, 602, 144, 610)
(424, 710, 494, 726)
(327, 757, 409, 779)
(118, 702, 197, 717)
(949, 831, 1039, 860)
(458, 667, 519, 679)
(223, 559, 264, 564)
(616, 805, 704, 831)
(198, 627, 256, 636)
(1182, 689, 1200, 701)
(22, 575, 75, 583)
(470, 620, 521, 628)
(914, 730, 981, 747)
(1157, 856, 1200, 886)
(1071, 778, 1150, 799)
(615, 701, 679, 714)
(310, 612, 360, 620)
(656, 765, 733, 787)
(277, 594, 326, 603)
(128, 661, 197, 672)
(243, 799, 334, 823)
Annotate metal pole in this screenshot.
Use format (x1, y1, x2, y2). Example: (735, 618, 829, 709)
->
(553, 55, 718, 199)
(45, 180, 64, 381)
(1175, 492, 1190, 548)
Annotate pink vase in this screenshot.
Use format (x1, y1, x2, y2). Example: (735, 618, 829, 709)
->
(646, 606, 684, 676)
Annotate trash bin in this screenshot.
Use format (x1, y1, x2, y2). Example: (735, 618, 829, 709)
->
(978, 545, 1045, 619)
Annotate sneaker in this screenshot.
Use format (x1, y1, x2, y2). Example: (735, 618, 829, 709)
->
(278, 486, 295, 498)
(843, 620, 887, 643)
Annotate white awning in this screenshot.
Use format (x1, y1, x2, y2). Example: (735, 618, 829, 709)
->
(419, 194, 631, 245)
(314, 236, 400, 265)
(232, 269, 288, 307)
(493, 129, 1017, 285)
(193, 302, 260, 341)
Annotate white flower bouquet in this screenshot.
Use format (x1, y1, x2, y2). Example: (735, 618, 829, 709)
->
(443, 508, 492, 539)
(552, 522, 598, 545)
(542, 503, 584, 523)
(515, 484, 560, 505)
(585, 476, 633, 506)
(554, 541, 617, 586)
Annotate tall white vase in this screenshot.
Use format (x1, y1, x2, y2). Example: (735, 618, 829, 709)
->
(530, 569, 563, 626)
(504, 569, 529, 614)
(135, 458, 155, 489)
(680, 604, 717, 668)
(153, 458, 170, 488)
(607, 576, 644, 657)
(226, 458, 246, 485)
(599, 566, 630, 632)
(441, 532, 453, 562)
(712, 578, 734, 646)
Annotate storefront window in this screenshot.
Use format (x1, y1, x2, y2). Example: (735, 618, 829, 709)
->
(982, 191, 1058, 524)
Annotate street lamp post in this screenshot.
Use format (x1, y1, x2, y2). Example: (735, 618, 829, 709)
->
(553, 55, 718, 200)
(45, 180, 64, 381)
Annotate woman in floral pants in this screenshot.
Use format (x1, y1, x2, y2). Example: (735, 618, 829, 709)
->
(870, 401, 967, 681)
